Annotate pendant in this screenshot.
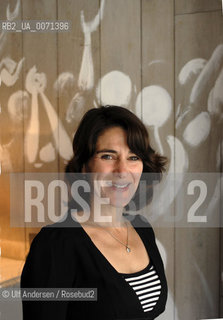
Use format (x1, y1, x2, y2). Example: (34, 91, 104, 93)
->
(126, 246, 131, 253)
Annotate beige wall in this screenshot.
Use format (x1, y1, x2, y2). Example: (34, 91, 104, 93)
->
(0, 0, 222, 319)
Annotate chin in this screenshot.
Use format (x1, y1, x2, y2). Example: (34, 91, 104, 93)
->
(106, 196, 132, 209)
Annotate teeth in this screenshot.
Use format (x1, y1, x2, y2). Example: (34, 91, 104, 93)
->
(104, 181, 129, 188)
(113, 183, 128, 188)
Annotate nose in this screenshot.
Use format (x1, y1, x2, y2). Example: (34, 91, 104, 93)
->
(114, 158, 128, 177)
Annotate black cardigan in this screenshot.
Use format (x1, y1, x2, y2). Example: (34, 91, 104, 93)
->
(21, 214, 168, 320)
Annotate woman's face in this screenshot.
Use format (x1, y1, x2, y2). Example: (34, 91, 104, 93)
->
(84, 126, 143, 208)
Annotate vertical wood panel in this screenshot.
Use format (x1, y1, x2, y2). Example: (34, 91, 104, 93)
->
(22, 0, 58, 173)
(100, 0, 141, 112)
(175, 0, 221, 15)
(175, 10, 222, 319)
(141, 0, 174, 154)
(0, 0, 26, 261)
(22, 0, 58, 255)
(141, 1, 175, 319)
(221, 179, 223, 316)
(57, 0, 100, 172)
(0, 1, 25, 318)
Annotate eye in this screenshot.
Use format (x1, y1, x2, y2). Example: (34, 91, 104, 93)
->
(100, 154, 115, 160)
(128, 155, 141, 161)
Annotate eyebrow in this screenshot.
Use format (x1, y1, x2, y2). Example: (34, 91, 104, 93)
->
(96, 149, 117, 154)
(96, 149, 134, 154)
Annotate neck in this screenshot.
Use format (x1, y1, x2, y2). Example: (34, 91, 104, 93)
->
(91, 202, 126, 227)
(73, 199, 127, 228)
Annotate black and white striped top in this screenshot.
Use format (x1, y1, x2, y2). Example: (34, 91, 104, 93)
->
(121, 263, 161, 313)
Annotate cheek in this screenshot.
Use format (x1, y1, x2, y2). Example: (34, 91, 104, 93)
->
(89, 162, 112, 178)
(132, 162, 143, 174)
(94, 162, 114, 174)
(133, 166, 143, 185)
(139, 163, 143, 173)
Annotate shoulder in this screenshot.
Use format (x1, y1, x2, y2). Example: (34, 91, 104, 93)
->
(21, 216, 82, 288)
(23, 214, 84, 273)
(31, 214, 83, 249)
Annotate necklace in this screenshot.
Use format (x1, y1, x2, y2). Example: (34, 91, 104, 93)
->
(95, 222, 131, 253)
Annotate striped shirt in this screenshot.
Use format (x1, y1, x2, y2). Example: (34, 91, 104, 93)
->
(121, 263, 161, 313)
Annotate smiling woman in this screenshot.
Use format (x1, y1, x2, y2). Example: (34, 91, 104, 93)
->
(84, 126, 143, 211)
(21, 106, 168, 320)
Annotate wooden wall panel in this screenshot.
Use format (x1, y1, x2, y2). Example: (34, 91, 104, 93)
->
(0, 0, 24, 172)
(57, 0, 100, 172)
(22, 0, 58, 255)
(0, 0, 26, 260)
(220, 109, 223, 317)
(141, 1, 175, 319)
(175, 0, 221, 15)
(100, 0, 141, 112)
(221, 211, 223, 316)
(141, 0, 174, 155)
(22, 0, 58, 173)
(175, 10, 222, 320)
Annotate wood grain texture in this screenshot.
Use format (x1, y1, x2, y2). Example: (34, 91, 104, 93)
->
(141, 2, 175, 320)
(57, 0, 100, 172)
(0, 0, 26, 261)
(175, 11, 223, 171)
(22, 0, 58, 173)
(100, 0, 141, 112)
(175, 10, 222, 320)
(175, 0, 222, 15)
(21, 0, 58, 255)
(141, 0, 174, 157)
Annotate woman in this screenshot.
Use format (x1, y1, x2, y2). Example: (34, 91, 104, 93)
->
(21, 105, 168, 320)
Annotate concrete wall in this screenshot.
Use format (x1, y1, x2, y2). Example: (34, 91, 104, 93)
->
(0, 0, 222, 319)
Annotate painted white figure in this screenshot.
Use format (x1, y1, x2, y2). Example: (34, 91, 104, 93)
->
(25, 66, 73, 163)
(96, 70, 132, 107)
(39, 142, 56, 163)
(0, 0, 20, 55)
(183, 112, 211, 147)
(8, 90, 30, 123)
(151, 135, 188, 217)
(0, 140, 13, 172)
(0, 57, 24, 87)
(208, 67, 223, 117)
(148, 59, 165, 67)
(178, 58, 207, 85)
(78, 0, 105, 90)
(190, 44, 223, 106)
(24, 66, 43, 163)
(66, 92, 85, 123)
(175, 104, 191, 129)
(53, 72, 75, 95)
(6, 0, 20, 21)
(136, 85, 172, 155)
(40, 90, 73, 161)
(53, 72, 85, 124)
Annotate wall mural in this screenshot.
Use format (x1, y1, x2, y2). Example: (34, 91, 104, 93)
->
(0, 0, 222, 319)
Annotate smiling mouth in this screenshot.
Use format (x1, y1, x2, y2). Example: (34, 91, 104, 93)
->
(105, 181, 131, 189)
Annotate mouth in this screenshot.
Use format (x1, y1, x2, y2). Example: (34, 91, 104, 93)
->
(105, 181, 131, 190)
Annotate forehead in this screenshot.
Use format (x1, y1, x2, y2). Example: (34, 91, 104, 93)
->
(96, 127, 128, 148)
